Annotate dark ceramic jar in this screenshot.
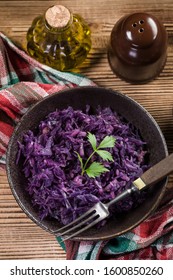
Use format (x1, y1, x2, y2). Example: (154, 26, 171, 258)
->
(108, 13, 168, 83)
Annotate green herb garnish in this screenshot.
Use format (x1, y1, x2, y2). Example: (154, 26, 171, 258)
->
(76, 132, 116, 178)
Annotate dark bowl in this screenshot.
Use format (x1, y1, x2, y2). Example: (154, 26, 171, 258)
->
(6, 86, 168, 241)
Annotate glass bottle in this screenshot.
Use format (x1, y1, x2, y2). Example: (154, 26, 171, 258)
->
(26, 5, 91, 71)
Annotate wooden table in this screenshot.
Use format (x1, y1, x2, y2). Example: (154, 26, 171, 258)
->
(0, 0, 173, 260)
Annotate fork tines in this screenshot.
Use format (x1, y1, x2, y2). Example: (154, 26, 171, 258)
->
(52, 206, 100, 241)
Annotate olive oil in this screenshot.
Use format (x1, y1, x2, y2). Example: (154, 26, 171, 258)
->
(27, 5, 91, 71)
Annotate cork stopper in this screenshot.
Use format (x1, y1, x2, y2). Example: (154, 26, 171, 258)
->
(45, 5, 71, 28)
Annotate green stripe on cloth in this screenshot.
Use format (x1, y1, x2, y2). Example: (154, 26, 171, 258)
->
(103, 235, 138, 254)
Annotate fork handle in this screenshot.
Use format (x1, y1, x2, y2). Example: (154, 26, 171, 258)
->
(134, 153, 173, 190)
(106, 185, 138, 208)
(106, 154, 173, 209)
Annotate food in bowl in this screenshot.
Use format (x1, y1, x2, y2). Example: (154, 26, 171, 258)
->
(16, 105, 149, 226)
(6, 87, 168, 240)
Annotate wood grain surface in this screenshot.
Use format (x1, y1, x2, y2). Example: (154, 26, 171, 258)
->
(0, 0, 173, 259)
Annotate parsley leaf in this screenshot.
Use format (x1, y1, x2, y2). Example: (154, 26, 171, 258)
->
(87, 132, 97, 150)
(97, 135, 116, 149)
(96, 150, 114, 161)
(85, 162, 109, 178)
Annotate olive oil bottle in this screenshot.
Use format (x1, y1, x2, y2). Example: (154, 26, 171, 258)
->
(27, 5, 91, 71)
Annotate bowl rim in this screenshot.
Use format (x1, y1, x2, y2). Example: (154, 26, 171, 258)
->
(6, 86, 169, 241)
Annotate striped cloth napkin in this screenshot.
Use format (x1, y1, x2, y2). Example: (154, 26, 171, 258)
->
(1, 32, 173, 260)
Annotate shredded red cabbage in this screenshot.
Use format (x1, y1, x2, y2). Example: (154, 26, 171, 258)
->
(16, 106, 149, 225)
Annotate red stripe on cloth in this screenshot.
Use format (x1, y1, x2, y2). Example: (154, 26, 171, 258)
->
(38, 83, 67, 94)
(2, 40, 35, 83)
(0, 83, 49, 119)
(0, 104, 18, 119)
(0, 93, 21, 119)
(38, 83, 77, 94)
(137, 215, 166, 238)
(133, 204, 173, 243)
(0, 121, 14, 137)
(38, 83, 59, 91)
(0, 146, 5, 153)
(65, 240, 81, 260)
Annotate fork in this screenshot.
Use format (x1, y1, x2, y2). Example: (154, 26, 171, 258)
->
(52, 153, 173, 241)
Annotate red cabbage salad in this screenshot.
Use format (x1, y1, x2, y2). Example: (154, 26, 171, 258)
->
(16, 106, 149, 225)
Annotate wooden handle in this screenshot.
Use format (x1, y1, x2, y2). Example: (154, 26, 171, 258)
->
(140, 153, 173, 188)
